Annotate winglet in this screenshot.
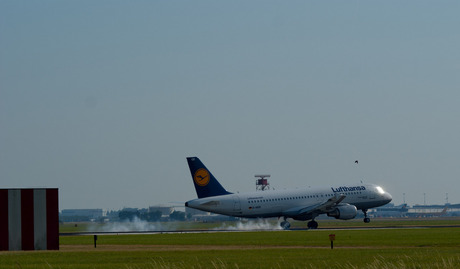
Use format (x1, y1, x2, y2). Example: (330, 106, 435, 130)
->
(334, 194, 346, 205)
(317, 194, 346, 212)
(187, 157, 232, 198)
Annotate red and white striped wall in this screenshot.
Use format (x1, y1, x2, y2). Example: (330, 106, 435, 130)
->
(0, 189, 59, 251)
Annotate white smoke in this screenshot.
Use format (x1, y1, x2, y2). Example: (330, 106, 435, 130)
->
(87, 218, 283, 233)
(214, 219, 283, 231)
(90, 217, 164, 232)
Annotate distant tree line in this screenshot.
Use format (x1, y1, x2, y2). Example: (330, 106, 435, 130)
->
(119, 210, 162, 222)
(118, 210, 189, 222)
(59, 209, 191, 223)
(59, 215, 92, 222)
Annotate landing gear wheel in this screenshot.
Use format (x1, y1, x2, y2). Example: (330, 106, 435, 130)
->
(307, 220, 318, 229)
(362, 209, 370, 223)
(280, 221, 291, 230)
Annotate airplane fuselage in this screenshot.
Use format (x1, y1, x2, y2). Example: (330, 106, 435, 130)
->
(185, 157, 392, 228)
(186, 183, 392, 220)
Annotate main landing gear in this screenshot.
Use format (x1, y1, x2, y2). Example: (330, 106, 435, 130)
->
(280, 217, 318, 230)
(363, 209, 370, 223)
(280, 218, 291, 230)
(307, 220, 318, 229)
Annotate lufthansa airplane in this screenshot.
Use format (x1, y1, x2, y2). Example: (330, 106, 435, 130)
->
(185, 157, 392, 229)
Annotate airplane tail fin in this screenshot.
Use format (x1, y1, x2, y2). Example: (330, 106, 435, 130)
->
(186, 157, 231, 198)
(441, 206, 448, 215)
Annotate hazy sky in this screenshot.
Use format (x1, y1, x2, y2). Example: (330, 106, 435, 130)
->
(2, 1, 460, 210)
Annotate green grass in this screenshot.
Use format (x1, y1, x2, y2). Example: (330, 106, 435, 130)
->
(1, 247, 459, 268)
(59, 227, 460, 247)
(2, 221, 460, 268)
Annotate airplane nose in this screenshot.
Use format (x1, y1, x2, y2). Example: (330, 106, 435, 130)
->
(385, 192, 393, 203)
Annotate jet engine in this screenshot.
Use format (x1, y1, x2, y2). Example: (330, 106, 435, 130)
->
(327, 204, 357, 220)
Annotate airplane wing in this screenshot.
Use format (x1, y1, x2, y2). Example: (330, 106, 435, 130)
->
(282, 194, 346, 218)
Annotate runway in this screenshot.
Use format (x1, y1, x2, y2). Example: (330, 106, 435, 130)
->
(60, 224, 460, 236)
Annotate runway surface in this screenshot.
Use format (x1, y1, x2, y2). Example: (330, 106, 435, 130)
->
(60, 224, 460, 236)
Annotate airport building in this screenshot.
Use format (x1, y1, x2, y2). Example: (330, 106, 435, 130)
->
(60, 209, 106, 220)
(371, 203, 460, 218)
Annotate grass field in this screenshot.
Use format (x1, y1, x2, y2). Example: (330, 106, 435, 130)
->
(1, 219, 460, 268)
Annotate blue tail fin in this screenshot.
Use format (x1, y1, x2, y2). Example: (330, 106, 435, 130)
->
(187, 157, 231, 198)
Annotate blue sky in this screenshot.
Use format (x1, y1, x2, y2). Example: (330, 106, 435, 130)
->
(1, 1, 459, 210)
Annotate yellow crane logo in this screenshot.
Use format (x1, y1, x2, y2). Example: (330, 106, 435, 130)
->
(194, 168, 210, 186)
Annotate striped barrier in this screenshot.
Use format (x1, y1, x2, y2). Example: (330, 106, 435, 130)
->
(0, 189, 59, 251)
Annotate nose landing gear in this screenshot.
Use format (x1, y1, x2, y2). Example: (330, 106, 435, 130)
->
(363, 209, 370, 223)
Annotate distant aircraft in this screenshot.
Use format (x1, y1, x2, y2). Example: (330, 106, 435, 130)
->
(372, 203, 408, 218)
(185, 157, 392, 229)
(406, 206, 448, 218)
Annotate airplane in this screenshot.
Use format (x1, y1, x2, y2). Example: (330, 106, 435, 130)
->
(185, 157, 392, 229)
(371, 203, 408, 218)
(406, 206, 448, 218)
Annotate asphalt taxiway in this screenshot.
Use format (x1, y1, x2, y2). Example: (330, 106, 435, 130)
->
(60, 224, 460, 236)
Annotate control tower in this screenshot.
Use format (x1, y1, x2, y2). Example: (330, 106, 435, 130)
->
(255, 174, 270, 191)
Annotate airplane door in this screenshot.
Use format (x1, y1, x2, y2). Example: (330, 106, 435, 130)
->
(232, 195, 241, 211)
